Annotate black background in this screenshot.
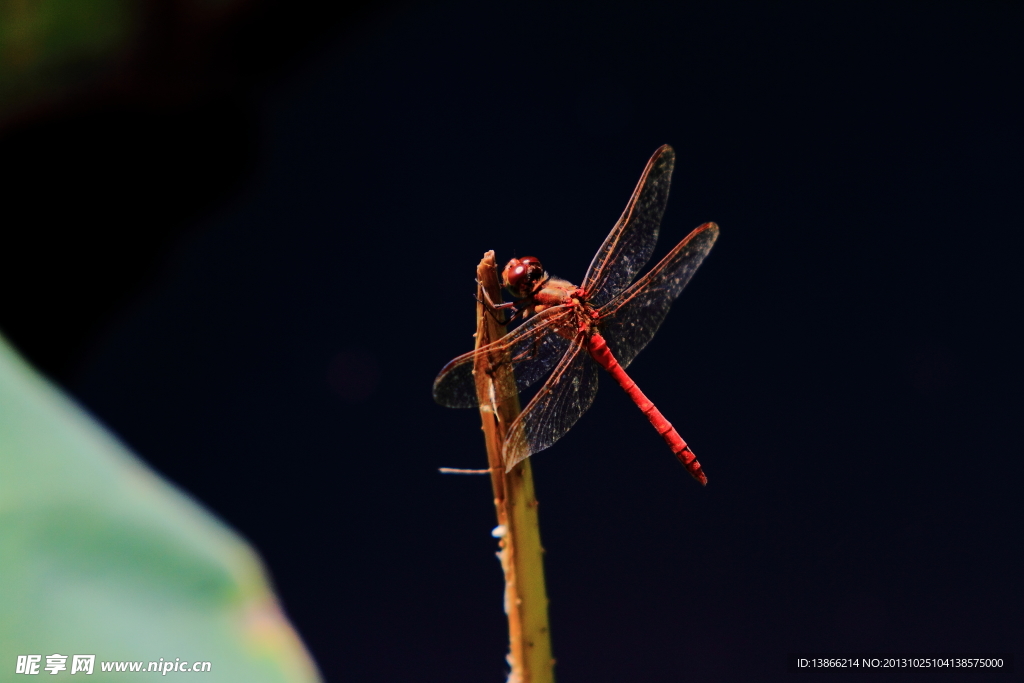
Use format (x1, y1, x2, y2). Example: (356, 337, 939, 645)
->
(3, 2, 1022, 681)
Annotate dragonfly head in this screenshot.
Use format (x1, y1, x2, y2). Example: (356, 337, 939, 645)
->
(502, 256, 546, 298)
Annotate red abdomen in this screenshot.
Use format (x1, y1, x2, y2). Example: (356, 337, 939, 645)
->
(587, 332, 707, 485)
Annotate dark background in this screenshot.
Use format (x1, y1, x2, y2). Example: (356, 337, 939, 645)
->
(3, 2, 1022, 681)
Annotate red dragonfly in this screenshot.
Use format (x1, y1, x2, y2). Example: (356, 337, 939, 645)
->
(433, 145, 718, 484)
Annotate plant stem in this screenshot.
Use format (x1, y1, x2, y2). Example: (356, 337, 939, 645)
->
(473, 251, 554, 683)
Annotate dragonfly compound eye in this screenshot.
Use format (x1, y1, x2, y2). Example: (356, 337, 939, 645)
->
(502, 256, 545, 297)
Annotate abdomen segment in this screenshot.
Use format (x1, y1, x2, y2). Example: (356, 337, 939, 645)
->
(587, 332, 708, 485)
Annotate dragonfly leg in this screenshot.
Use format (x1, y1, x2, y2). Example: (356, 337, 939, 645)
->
(476, 280, 504, 307)
(473, 287, 521, 325)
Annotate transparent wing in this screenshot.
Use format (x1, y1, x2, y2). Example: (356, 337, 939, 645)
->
(432, 306, 576, 409)
(502, 333, 600, 470)
(596, 222, 719, 369)
(581, 145, 676, 308)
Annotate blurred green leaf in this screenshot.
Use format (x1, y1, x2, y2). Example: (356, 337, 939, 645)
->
(0, 333, 320, 682)
(0, 0, 136, 117)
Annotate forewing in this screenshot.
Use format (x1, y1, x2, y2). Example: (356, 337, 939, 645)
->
(432, 306, 575, 409)
(597, 222, 718, 368)
(581, 145, 676, 308)
(502, 333, 600, 470)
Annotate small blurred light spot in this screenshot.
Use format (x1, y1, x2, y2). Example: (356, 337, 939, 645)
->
(328, 349, 379, 403)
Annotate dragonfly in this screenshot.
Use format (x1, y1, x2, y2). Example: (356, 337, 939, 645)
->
(432, 145, 718, 484)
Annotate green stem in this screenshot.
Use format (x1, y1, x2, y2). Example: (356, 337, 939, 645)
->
(473, 251, 554, 683)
